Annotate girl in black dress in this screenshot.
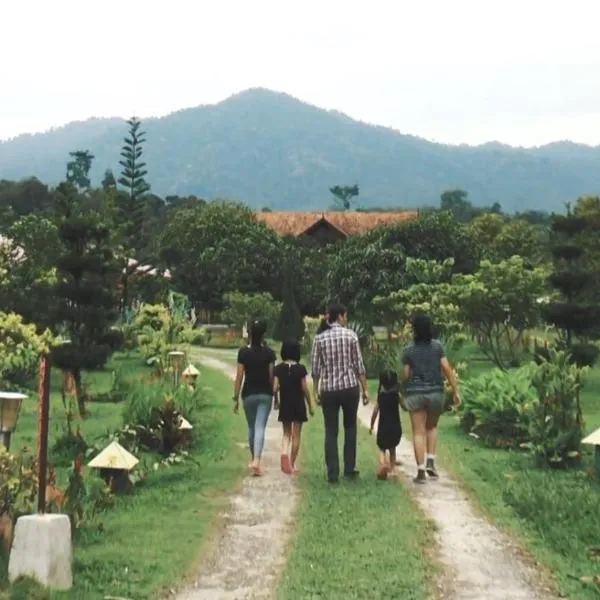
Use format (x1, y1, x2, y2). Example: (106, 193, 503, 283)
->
(273, 340, 314, 475)
(369, 369, 403, 480)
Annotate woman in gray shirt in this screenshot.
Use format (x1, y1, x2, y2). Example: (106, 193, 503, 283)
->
(402, 314, 461, 484)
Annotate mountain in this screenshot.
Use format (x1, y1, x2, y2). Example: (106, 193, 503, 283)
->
(1, 88, 600, 212)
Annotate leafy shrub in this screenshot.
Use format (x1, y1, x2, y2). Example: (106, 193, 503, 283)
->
(183, 327, 206, 346)
(460, 366, 537, 447)
(121, 381, 203, 455)
(0, 312, 53, 388)
(534, 340, 599, 368)
(134, 303, 170, 332)
(528, 348, 587, 466)
(221, 291, 281, 336)
(0, 447, 38, 526)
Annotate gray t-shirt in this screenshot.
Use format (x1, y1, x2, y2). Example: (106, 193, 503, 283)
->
(402, 340, 445, 395)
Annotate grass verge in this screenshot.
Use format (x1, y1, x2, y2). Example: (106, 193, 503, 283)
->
(278, 410, 436, 600)
(435, 353, 600, 600)
(2, 357, 247, 600)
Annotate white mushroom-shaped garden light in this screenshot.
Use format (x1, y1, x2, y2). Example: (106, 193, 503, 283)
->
(88, 441, 139, 493)
(582, 428, 600, 478)
(182, 364, 200, 388)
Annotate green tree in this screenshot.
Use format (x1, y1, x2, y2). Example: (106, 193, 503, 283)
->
(281, 235, 330, 315)
(221, 292, 281, 335)
(468, 213, 544, 265)
(542, 204, 600, 365)
(102, 169, 117, 190)
(330, 184, 359, 211)
(467, 213, 505, 250)
(0, 214, 61, 329)
(274, 265, 305, 342)
(116, 117, 153, 310)
(160, 201, 282, 311)
(66, 150, 95, 192)
(453, 256, 548, 370)
(326, 210, 479, 321)
(440, 189, 473, 222)
(117, 117, 151, 220)
(52, 180, 119, 416)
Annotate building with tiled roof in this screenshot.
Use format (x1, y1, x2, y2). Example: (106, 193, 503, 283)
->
(256, 211, 417, 243)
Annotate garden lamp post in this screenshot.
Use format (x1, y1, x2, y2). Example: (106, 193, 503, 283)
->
(168, 351, 185, 386)
(0, 392, 26, 451)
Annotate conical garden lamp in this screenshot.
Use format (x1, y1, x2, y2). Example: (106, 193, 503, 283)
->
(88, 441, 139, 494)
(0, 392, 27, 450)
(182, 364, 200, 388)
(582, 428, 600, 479)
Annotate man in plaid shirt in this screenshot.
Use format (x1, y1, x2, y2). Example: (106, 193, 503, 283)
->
(311, 303, 370, 483)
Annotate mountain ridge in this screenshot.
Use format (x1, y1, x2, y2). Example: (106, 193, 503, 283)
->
(1, 88, 600, 211)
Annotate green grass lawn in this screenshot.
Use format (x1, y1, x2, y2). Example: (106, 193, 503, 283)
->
(278, 412, 436, 600)
(433, 345, 600, 600)
(1, 354, 247, 600)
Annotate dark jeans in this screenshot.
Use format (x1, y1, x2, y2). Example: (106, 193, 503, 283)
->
(321, 386, 360, 481)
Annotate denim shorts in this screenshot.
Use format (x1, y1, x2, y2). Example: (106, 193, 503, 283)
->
(405, 391, 445, 413)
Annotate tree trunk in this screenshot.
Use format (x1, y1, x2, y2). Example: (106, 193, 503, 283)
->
(73, 368, 86, 418)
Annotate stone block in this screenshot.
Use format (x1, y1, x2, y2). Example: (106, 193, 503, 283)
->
(8, 514, 72, 590)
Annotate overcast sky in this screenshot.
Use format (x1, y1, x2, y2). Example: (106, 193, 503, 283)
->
(3, 0, 600, 147)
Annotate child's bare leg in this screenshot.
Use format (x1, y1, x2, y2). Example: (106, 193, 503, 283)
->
(377, 450, 388, 479)
(291, 423, 302, 470)
(389, 449, 399, 476)
(281, 423, 291, 454)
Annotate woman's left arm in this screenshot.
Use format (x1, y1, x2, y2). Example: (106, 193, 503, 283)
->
(233, 363, 244, 413)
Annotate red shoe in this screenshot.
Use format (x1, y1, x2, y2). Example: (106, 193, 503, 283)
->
(280, 454, 292, 474)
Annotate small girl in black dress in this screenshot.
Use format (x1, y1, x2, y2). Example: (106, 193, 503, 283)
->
(273, 340, 314, 475)
(369, 369, 403, 480)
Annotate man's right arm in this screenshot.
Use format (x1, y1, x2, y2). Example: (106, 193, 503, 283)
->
(350, 334, 369, 402)
(311, 337, 322, 401)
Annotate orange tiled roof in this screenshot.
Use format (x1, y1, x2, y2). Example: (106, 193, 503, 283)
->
(256, 211, 418, 237)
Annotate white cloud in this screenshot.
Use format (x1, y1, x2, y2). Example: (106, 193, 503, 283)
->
(2, 0, 600, 146)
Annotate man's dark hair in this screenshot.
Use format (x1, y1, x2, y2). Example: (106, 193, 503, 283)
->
(249, 319, 267, 347)
(281, 340, 301, 362)
(412, 313, 433, 344)
(327, 303, 347, 324)
(316, 318, 330, 334)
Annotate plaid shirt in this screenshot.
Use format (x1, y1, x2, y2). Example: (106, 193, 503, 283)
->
(311, 323, 366, 392)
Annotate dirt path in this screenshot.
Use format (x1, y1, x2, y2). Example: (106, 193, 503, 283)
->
(185, 351, 557, 600)
(175, 354, 299, 600)
(356, 402, 558, 600)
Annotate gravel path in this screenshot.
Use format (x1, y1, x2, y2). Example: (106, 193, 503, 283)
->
(356, 402, 558, 600)
(177, 351, 558, 600)
(174, 355, 299, 600)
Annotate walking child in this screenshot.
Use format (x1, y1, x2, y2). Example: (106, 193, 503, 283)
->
(273, 340, 314, 475)
(369, 369, 403, 480)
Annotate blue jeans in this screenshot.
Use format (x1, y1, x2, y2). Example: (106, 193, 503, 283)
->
(243, 394, 272, 459)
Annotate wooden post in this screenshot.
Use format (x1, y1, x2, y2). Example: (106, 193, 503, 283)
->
(37, 354, 51, 514)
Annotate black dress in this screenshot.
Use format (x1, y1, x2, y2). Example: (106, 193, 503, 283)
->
(376, 388, 402, 451)
(274, 362, 308, 423)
